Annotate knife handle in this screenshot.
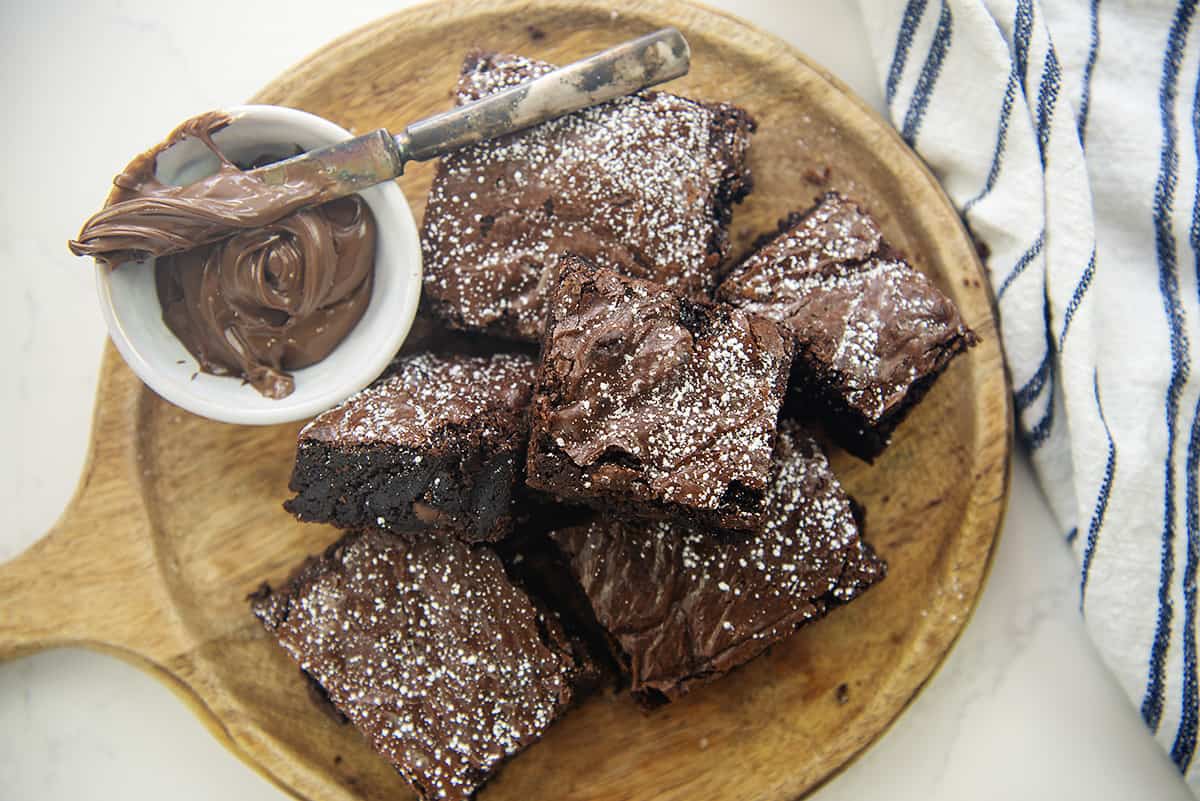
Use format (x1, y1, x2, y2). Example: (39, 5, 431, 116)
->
(396, 27, 691, 163)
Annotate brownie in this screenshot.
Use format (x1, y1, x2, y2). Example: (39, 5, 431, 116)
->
(550, 422, 886, 705)
(250, 530, 590, 801)
(717, 192, 977, 460)
(525, 256, 794, 531)
(421, 50, 756, 342)
(284, 352, 535, 543)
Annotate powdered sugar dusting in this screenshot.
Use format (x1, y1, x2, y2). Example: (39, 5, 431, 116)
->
(300, 352, 534, 445)
(422, 52, 753, 341)
(252, 532, 576, 801)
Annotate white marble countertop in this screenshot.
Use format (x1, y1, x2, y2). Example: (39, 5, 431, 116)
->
(0, 1, 1191, 799)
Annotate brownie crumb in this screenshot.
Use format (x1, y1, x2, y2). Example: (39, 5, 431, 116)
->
(803, 165, 832, 186)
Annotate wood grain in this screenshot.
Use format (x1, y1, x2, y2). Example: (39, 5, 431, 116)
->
(0, 2, 1012, 800)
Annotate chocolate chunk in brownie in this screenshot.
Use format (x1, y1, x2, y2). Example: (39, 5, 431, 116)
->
(550, 422, 886, 705)
(250, 530, 590, 801)
(284, 352, 535, 543)
(526, 256, 794, 531)
(421, 50, 756, 342)
(717, 192, 977, 460)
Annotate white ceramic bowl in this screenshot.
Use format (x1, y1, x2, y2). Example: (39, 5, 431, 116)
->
(94, 104, 422, 425)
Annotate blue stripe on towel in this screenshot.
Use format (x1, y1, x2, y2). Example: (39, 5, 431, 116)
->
(963, 0, 1035, 215)
(886, 0, 930, 107)
(996, 229, 1045, 300)
(1035, 48, 1062, 167)
(1078, 0, 1102, 146)
(1173, 393, 1200, 768)
(901, 0, 954, 145)
(1016, 45, 1070, 422)
(1059, 248, 1097, 351)
(1028, 297, 1059, 452)
(963, 71, 1018, 215)
(1027, 393, 1055, 449)
(1142, 0, 1196, 733)
(1026, 365, 1056, 450)
(1013, 0, 1036, 88)
(1015, 350, 1052, 411)
(1082, 370, 1116, 609)
(1169, 64, 1200, 772)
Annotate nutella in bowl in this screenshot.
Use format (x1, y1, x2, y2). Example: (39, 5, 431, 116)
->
(155, 192, 375, 399)
(81, 106, 421, 425)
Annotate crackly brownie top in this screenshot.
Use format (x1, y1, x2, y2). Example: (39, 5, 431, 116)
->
(717, 192, 975, 423)
(550, 422, 885, 697)
(421, 50, 754, 341)
(533, 257, 792, 516)
(251, 530, 578, 801)
(299, 352, 535, 447)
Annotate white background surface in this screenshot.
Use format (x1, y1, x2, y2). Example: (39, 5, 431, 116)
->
(0, 1, 1191, 799)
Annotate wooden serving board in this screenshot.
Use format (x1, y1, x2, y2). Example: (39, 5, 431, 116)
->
(0, 2, 1011, 799)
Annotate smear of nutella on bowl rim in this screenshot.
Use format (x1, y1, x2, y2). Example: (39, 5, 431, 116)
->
(71, 111, 376, 400)
(68, 111, 340, 268)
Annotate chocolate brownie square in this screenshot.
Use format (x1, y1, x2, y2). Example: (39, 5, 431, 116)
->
(550, 421, 886, 705)
(526, 256, 794, 531)
(422, 50, 755, 342)
(284, 352, 535, 543)
(717, 192, 977, 460)
(250, 530, 590, 801)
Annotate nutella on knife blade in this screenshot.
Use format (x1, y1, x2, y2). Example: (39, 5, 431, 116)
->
(70, 111, 377, 400)
(68, 111, 342, 268)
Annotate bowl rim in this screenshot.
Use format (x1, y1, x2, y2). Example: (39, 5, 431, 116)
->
(93, 104, 422, 425)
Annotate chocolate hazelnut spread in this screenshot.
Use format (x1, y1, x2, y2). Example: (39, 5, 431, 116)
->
(70, 111, 376, 400)
(156, 194, 375, 399)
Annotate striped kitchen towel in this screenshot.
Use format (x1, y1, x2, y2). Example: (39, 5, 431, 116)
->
(854, 0, 1200, 787)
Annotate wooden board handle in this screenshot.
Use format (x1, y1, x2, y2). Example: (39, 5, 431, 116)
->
(0, 345, 187, 664)
(0, 516, 159, 661)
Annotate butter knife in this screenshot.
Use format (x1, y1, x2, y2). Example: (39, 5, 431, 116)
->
(248, 27, 690, 201)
